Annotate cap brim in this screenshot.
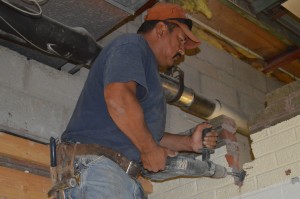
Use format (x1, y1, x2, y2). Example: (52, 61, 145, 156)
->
(167, 20, 201, 49)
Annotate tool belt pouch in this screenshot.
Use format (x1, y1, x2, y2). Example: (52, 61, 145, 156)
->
(48, 143, 78, 198)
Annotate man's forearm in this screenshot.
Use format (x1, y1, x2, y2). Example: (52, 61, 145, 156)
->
(160, 133, 193, 152)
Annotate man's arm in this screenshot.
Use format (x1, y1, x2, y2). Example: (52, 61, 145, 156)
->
(104, 81, 173, 172)
(160, 123, 218, 153)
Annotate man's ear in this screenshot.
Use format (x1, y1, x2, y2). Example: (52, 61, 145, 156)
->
(155, 21, 167, 38)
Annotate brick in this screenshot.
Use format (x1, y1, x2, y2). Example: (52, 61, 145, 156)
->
(152, 179, 182, 194)
(250, 128, 270, 142)
(242, 154, 277, 176)
(296, 125, 300, 140)
(268, 115, 300, 135)
(276, 143, 300, 166)
(187, 191, 216, 199)
(256, 161, 300, 189)
(290, 94, 300, 110)
(196, 176, 232, 192)
(251, 129, 296, 158)
(215, 183, 242, 199)
(265, 81, 300, 104)
(159, 182, 197, 199)
(214, 177, 257, 199)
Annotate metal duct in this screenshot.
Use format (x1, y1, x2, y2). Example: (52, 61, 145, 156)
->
(160, 73, 249, 136)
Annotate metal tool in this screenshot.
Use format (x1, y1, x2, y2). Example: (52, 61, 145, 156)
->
(227, 169, 247, 185)
(50, 137, 57, 167)
(201, 127, 212, 161)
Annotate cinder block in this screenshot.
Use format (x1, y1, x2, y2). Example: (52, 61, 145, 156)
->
(26, 59, 84, 109)
(200, 75, 239, 110)
(0, 86, 71, 143)
(183, 56, 219, 80)
(179, 63, 202, 93)
(239, 92, 265, 118)
(266, 76, 284, 92)
(126, 22, 139, 33)
(197, 42, 234, 74)
(217, 70, 253, 97)
(233, 58, 267, 93)
(251, 129, 297, 158)
(252, 88, 266, 103)
(165, 106, 199, 134)
(0, 46, 27, 91)
(276, 143, 300, 166)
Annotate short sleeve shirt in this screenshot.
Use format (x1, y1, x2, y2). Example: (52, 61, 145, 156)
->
(61, 34, 166, 162)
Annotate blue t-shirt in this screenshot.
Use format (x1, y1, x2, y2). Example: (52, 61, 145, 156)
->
(61, 34, 166, 162)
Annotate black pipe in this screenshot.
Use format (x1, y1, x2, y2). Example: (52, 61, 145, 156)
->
(0, 1, 101, 65)
(50, 137, 56, 167)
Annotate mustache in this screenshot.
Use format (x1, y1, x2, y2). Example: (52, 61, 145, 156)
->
(173, 52, 182, 59)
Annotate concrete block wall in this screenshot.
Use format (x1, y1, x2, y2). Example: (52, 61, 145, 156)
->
(0, 46, 88, 142)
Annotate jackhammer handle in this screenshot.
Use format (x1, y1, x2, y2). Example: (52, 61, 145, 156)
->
(50, 137, 57, 167)
(202, 127, 212, 161)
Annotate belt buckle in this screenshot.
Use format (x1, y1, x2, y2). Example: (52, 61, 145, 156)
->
(125, 161, 140, 179)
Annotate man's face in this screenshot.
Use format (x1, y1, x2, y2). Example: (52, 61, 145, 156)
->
(157, 25, 187, 69)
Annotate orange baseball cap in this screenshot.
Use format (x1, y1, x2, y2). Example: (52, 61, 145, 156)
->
(144, 2, 200, 49)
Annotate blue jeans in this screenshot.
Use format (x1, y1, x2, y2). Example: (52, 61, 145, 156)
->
(63, 155, 146, 199)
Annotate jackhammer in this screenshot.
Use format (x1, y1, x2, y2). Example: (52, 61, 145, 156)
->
(142, 125, 246, 186)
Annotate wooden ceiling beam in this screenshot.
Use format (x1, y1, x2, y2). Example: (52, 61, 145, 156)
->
(263, 46, 300, 73)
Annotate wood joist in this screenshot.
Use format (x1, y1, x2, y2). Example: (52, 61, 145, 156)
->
(172, 0, 300, 83)
(0, 132, 51, 199)
(0, 132, 153, 198)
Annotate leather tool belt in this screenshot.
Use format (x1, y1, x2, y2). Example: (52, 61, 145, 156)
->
(48, 143, 141, 198)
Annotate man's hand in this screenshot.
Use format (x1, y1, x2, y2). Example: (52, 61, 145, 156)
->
(140, 144, 176, 172)
(190, 123, 218, 153)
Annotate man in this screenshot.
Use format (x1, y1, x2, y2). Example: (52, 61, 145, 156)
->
(60, 2, 218, 199)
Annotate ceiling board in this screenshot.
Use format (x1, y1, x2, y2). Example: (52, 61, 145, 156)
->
(283, 0, 300, 18)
